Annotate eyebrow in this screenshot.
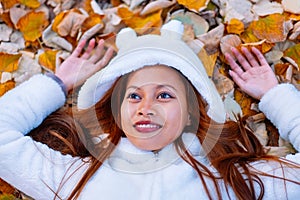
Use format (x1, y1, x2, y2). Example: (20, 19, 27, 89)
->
(126, 84, 178, 91)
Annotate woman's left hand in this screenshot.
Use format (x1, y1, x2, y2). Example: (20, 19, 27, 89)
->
(55, 39, 114, 92)
(225, 47, 278, 100)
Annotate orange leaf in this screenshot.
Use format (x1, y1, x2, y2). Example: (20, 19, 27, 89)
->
(284, 44, 300, 68)
(0, 0, 19, 9)
(249, 14, 287, 43)
(0, 52, 21, 72)
(0, 12, 14, 28)
(38, 50, 59, 72)
(226, 18, 244, 35)
(19, 0, 40, 8)
(274, 63, 290, 76)
(52, 11, 67, 34)
(81, 0, 93, 14)
(0, 80, 15, 97)
(177, 0, 208, 11)
(82, 13, 104, 33)
(17, 11, 49, 42)
(117, 6, 162, 34)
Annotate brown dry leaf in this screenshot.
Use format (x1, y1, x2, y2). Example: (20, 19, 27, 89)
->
(249, 13, 291, 43)
(16, 11, 49, 42)
(284, 43, 300, 69)
(0, 52, 21, 72)
(282, 0, 300, 14)
(0, 80, 15, 97)
(197, 23, 224, 55)
(170, 10, 209, 37)
(213, 69, 234, 97)
(117, 6, 162, 34)
(177, 0, 209, 12)
(234, 89, 258, 117)
(140, 0, 176, 16)
(56, 9, 88, 37)
(226, 18, 244, 35)
(38, 50, 59, 72)
(0, 0, 19, 10)
(19, 0, 41, 9)
(252, 0, 283, 17)
(220, 34, 241, 57)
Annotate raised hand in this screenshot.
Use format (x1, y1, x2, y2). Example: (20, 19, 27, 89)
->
(225, 47, 278, 100)
(55, 39, 114, 92)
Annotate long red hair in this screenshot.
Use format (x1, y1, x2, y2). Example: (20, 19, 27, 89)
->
(29, 69, 300, 200)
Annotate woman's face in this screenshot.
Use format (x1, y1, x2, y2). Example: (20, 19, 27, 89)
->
(120, 65, 190, 151)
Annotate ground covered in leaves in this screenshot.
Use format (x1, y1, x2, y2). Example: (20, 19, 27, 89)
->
(0, 0, 300, 198)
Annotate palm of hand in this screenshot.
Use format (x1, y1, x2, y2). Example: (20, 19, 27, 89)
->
(55, 39, 114, 92)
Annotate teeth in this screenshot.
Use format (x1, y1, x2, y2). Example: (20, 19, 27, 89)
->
(136, 124, 160, 128)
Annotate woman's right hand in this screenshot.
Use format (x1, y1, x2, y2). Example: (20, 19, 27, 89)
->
(225, 47, 278, 100)
(55, 39, 114, 92)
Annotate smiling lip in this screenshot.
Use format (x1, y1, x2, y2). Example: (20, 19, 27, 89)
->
(133, 121, 162, 133)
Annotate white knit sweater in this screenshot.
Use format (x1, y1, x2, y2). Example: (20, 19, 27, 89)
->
(0, 74, 300, 200)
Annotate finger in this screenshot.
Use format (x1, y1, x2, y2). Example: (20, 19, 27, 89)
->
(231, 47, 252, 71)
(229, 70, 246, 89)
(251, 47, 269, 66)
(241, 47, 259, 68)
(81, 39, 96, 59)
(95, 46, 114, 69)
(89, 39, 105, 63)
(72, 39, 86, 57)
(225, 52, 244, 76)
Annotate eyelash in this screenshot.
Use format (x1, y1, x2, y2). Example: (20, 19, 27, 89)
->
(126, 92, 174, 100)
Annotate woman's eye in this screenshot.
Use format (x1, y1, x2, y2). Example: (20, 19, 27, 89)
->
(157, 92, 173, 99)
(127, 93, 141, 100)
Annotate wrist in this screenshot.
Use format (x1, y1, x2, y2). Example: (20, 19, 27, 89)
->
(45, 72, 68, 96)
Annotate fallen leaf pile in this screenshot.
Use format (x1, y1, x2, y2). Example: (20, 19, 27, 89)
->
(1, 0, 300, 198)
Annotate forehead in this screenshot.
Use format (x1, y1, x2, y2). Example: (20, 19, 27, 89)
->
(127, 65, 186, 87)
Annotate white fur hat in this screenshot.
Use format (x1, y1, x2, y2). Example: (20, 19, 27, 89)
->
(77, 20, 226, 123)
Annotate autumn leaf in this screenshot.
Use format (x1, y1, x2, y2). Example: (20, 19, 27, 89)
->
(0, 0, 19, 10)
(0, 53, 21, 72)
(16, 11, 49, 42)
(19, 0, 41, 9)
(234, 89, 258, 117)
(284, 43, 300, 68)
(117, 6, 162, 34)
(0, 12, 14, 28)
(226, 18, 244, 35)
(240, 28, 273, 53)
(55, 9, 88, 37)
(38, 50, 59, 72)
(81, 13, 104, 33)
(249, 14, 289, 43)
(0, 81, 15, 97)
(177, 0, 209, 11)
(274, 63, 290, 76)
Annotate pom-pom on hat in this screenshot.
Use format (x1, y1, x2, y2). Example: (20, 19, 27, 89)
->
(77, 20, 226, 123)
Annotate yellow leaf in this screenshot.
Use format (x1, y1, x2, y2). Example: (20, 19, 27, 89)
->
(0, 53, 21, 72)
(234, 89, 258, 117)
(38, 50, 59, 72)
(249, 14, 287, 43)
(17, 11, 49, 42)
(0, 80, 15, 97)
(117, 6, 162, 34)
(284, 44, 300, 68)
(0, 0, 19, 9)
(198, 49, 218, 77)
(177, 0, 209, 11)
(19, 0, 40, 8)
(226, 18, 244, 35)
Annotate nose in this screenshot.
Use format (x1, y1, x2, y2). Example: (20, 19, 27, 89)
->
(137, 98, 155, 116)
